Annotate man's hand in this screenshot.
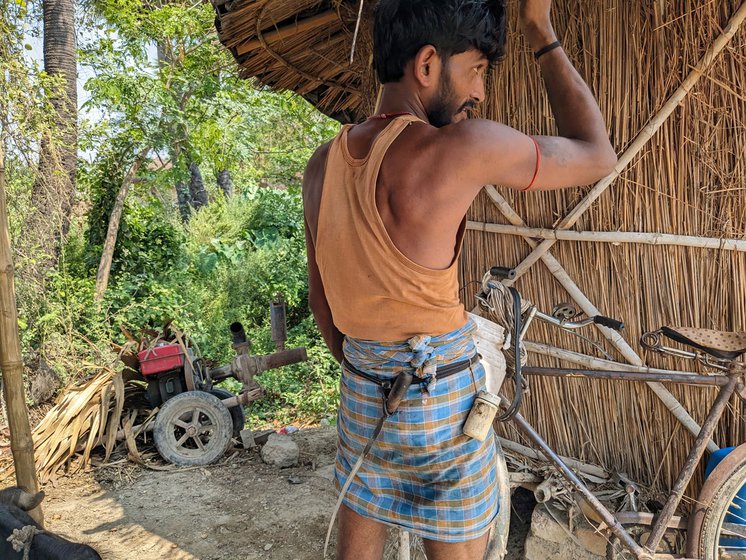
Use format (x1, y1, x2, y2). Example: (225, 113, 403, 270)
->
(519, 0, 558, 50)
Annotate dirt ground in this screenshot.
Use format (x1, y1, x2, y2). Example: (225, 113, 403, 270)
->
(34, 427, 532, 559)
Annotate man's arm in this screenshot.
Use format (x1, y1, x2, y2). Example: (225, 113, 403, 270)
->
(302, 143, 344, 363)
(443, 0, 617, 192)
(305, 219, 344, 363)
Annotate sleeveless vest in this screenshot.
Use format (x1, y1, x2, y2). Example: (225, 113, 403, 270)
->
(315, 115, 467, 341)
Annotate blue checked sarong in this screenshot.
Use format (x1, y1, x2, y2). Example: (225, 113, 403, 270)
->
(335, 319, 499, 542)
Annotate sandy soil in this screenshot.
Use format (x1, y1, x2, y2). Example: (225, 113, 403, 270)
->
(34, 427, 531, 559)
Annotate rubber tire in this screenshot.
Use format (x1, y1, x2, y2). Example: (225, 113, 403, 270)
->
(153, 390, 233, 466)
(687, 444, 746, 559)
(209, 387, 246, 438)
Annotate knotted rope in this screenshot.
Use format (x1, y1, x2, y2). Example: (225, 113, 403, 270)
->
(7, 525, 41, 560)
(477, 271, 533, 377)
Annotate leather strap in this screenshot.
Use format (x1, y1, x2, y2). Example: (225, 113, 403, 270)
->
(342, 353, 481, 387)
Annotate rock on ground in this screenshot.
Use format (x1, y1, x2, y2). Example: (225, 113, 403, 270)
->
(260, 433, 299, 468)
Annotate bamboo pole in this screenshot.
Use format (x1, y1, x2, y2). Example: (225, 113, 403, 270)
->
(483, 186, 718, 451)
(509, 0, 746, 281)
(497, 437, 608, 480)
(466, 221, 746, 253)
(523, 341, 700, 376)
(0, 141, 42, 523)
(94, 148, 149, 301)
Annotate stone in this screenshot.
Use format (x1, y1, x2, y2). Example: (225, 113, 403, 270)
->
(240, 428, 256, 449)
(260, 433, 299, 468)
(525, 505, 605, 560)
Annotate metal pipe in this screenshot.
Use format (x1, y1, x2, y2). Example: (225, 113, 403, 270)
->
(230, 322, 247, 345)
(534, 479, 557, 503)
(261, 347, 307, 370)
(510, 407, 650, 558)
(522, 366, 729, 386)
(643, 372, 739, 553)
(209, 365, 233, 381)
(270, 295, 287, 352)
(221, 387, 263, 408)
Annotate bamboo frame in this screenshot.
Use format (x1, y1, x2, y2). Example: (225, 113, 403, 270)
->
(497, 437, 608, 481)
(508, 1, 746, 282)
(466, 221, 746, 252)
(485, 186, 720, 453)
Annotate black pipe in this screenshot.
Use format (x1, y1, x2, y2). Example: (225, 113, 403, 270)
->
(230, 322, 247, 345)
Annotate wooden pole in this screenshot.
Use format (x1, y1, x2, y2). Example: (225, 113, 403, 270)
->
(466, 220, 746, 253)
(94, 148, 149, 302)
(509, 0, 746, 281)
(0, 140, 42, 523)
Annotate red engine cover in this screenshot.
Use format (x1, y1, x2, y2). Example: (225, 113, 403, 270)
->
(138, 344, 184, 376)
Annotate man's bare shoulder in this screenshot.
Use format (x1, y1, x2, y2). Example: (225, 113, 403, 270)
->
(303, 143, 332, 188)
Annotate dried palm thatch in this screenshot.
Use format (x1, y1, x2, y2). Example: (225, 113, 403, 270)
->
(213, 0, 377, 122)
(0, 367, 129, 484)
(214, 0, 746, 501)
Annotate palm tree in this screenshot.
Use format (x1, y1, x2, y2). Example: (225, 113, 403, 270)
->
(28, 0, 77, 266)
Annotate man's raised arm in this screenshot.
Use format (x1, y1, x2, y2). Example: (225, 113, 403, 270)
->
(450, 0, 617, 192)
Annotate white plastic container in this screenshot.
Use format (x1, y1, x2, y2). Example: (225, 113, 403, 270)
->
(463, 390, 500, 441)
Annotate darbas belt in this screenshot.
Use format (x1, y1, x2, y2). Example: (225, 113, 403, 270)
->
(342, 353, 481, 391)
(323, 352, 481, 557)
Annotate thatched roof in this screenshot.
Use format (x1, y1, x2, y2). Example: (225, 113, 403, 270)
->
(214, 0, 746, 500)
(213, 0, 374, 122)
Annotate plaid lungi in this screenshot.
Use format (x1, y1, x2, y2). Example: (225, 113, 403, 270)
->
(334, 320, 499, 542)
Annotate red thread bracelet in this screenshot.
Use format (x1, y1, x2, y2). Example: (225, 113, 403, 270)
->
(522, 137, 540, 192)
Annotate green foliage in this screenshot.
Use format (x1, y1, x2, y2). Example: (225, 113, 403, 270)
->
(7, 0, 342, 424)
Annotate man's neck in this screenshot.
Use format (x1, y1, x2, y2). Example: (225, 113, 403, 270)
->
(375, 83, 430, 124)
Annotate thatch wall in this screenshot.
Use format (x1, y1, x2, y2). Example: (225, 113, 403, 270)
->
(214, 0, 746, 501)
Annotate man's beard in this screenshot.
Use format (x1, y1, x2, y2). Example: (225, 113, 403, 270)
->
(426, 65, 474, 128)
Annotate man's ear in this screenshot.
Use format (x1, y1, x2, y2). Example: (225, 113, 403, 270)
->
(412, 44, 441, 88)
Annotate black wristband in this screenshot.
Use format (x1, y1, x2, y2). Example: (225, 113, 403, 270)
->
(534, 40, 561, 60)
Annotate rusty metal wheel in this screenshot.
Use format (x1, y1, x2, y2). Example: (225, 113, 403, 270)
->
(153, 391, 233, 466)
(687, 444, 746, 559)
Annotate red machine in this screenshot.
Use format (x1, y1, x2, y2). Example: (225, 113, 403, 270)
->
(137, 296, 307, 466)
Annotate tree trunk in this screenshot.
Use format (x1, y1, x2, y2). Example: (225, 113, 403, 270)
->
(176, 181, 192, 221)
(0, 142, 42, 524)
(188, 162, 208, 210)
(27, 0, 77, 266)
(216, 169, 233, 197)
(94, 149, 149, 302)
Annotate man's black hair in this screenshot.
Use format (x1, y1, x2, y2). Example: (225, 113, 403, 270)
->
(373, 0, 508, 84)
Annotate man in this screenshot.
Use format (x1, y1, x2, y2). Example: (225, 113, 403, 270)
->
(303, 0, 616, 558)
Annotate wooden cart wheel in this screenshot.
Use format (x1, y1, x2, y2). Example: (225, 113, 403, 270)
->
(153, 391, 233, 466)
(687, 444, 746, 559)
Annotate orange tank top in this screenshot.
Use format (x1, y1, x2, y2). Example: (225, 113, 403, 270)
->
(315, 115, 467, 342)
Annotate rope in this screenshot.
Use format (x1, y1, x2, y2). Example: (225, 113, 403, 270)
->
(349, 0, 364, 64)
(477, 272, 532, 377)
(7, 525, 41, 560)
